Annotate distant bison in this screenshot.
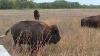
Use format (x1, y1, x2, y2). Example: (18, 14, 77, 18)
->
(34, 10, 40, 20)
(0, 21, 61, 54)
(81, 15, 100, 28)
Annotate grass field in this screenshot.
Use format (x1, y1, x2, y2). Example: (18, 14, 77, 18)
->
(1, 9, 100, 56)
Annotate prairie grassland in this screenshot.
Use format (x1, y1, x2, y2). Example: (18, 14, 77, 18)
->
(0, 9, 100, 56)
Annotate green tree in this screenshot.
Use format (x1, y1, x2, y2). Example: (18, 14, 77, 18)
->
(0, 0, 13, 9)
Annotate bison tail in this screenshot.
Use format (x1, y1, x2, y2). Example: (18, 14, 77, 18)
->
(0, 29, 10, 38)
(0, 35, 6, 38)
(5, 29, 10, 35)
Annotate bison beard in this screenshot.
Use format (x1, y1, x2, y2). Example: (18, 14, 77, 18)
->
(1, 21, 61, 54)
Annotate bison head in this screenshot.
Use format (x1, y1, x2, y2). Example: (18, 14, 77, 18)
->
(81, 18, 86, 27)
(49, 25, 61, 44)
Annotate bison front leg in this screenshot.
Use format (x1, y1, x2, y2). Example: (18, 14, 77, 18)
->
(29, 44, 38, 56)
(29, 45, 35, 56)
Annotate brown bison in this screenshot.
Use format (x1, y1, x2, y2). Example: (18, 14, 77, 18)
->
(81, 15, 100, 28)
(0, 21, 61, 54)
(34, 10, 40, 20)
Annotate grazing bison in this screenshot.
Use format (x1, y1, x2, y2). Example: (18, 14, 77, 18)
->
(34, 10, 40, 20)
(0, 21, 61, 54)
(81, 15, 100, 28)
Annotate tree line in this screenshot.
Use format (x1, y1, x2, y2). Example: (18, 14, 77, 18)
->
(0, 0, 100, 9)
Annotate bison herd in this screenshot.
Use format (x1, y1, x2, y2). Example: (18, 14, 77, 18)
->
(0, 10, 100, 55)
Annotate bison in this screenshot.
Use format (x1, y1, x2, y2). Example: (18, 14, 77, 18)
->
(0, 21, 61, 54)
(34, 10, 40, 20)
(81, 15, 100, 28)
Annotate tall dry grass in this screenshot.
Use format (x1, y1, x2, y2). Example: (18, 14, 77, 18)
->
(0, 9, 100, 56)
